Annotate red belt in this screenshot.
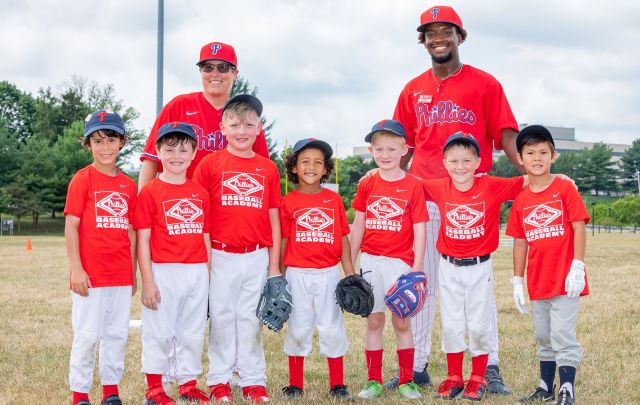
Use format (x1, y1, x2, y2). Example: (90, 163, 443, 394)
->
(211, 241, 267, 253)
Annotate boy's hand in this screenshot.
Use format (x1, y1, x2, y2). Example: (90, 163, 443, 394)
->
(141, 281, 161, 310)
(359, 168, 379, 184)
(565, 259, 586, 298)
(70, 265, 92, 297)
(511, 276, 529, 314)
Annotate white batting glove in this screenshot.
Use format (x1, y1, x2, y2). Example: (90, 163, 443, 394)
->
(565, 259, 586, 298)
(511, 276, 529, 314)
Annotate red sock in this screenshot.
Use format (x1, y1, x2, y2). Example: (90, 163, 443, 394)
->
(289, 356, 305, 389)
(471, 354, 489, 378)
(397, 348, 415, 385)
(73, 392, 89, 404)
(146, 373, 163, 390)
(365, 349, 384, 383)
(327, 356, 344, 388)
(102, 385, 118, 400)
(446, 351, 464, 378)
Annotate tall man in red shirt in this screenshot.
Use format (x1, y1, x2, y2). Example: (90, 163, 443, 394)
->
(389, 5, 521, 394)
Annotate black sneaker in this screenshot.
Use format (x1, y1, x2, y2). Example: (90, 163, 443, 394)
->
(485, 365, 511, 395)
(74, 401, 91, 405)
(100, 395, 122, 405)
(556, 387, 574, 405)
(384, 364, 432, 389)
(517, 386, 555, 403)
(282, 385, 304, 400)
(329, 385, 353, 401)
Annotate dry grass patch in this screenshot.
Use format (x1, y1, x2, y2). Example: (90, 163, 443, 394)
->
(0, 233, 638, 404)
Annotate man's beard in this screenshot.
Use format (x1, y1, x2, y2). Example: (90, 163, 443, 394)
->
(431, 52, 453, 64)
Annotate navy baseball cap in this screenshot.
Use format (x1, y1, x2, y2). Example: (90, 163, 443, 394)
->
(444, 132, 480, 156)
(364, 119, 407, 142)
(222, 94, 263, 117)
(292, 138, 333, 158)
(516, 125, 555, 151)
(156, 122, 197, 143)
(84, 110, 125, 137)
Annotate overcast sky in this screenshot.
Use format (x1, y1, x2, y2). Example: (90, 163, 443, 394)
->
(2, 0, 639, 162)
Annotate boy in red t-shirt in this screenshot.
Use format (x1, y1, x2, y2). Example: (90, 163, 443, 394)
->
(279, 138, 356, 402)
(506, 125, 589, 405)
(135, 122, 211, 405)
(64, 110, 137, 405)
(350, 120, 428, 401)
(193, 95, 282, 404)
(421, 133, 528, 401)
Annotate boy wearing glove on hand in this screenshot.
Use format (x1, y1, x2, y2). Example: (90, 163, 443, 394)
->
(506, 125, 589, 405)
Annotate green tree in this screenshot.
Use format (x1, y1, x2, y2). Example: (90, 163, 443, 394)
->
(619, 138, 640, 194)
(578, 143, 619, 195)
(611, 196, 640, 226)
(0, 81, 36, 142)
(326, 156, 376, 209)
(552, 152, 583, 182)
(489, 155, 520, 178)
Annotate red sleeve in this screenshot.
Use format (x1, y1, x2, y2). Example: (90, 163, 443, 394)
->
(338, 198, 350, 235)
(133, 185, 155, 230)
(201, 188, 211, 233)
(489, 175, 524, 202)
(127, 183, 137, 225)
(64, 172, 87, 218)
(140, 98, 179, 163)
(192, 154, 212, 191)
(393, 87, 416, 149)
(563, 181, 590, 224)
(483, 79, 518, 151)
(506, 200, 525, 238)
(268, 163, 281, 208)
(421, 178, 443, 202)
(351, 177, 370, 212)
(279, 196, 292, 238)
(253, 129, 270, 158)
(411, 181, 428, 223)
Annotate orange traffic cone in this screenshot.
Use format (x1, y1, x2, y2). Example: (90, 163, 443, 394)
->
(25, 238, 32, 252)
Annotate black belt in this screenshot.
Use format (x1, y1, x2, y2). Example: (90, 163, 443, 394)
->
(441, 254, 491, 267)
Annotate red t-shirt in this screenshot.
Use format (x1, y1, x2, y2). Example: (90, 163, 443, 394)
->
(506, 178, 590, 300)
(281, 188, 350, 268)
(394, 65, 518, 180)
(424, 175, 523, 257)
(63, 165, 137, 288)
(134, 178, 210, 263)
(193, 148, 281, 247)
(352, 172, 428, 267)
(140, 92, 269, 179)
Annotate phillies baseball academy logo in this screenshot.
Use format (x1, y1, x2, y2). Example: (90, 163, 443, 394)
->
(162, 198, 204, 235)
(94, 191, 130, 230)
(294, 207, 335, 244)
(365, 196, 407, 232)
(211, 43, 222, 55)
(414, 100, 476, 130)
(522, 200, 565, 242)
(221, 171, 265, 209)
(445, 202, 485, 240)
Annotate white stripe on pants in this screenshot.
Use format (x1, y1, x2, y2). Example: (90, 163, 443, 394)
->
(141, 263, 208, 384)
(531, 295, 582, 367)
(206, 248, 268, 388)
(69, 286, 132, 393)
(284, 266, 349, 358)
(411, 202, 501, 371)
(438, 257, 493, 356)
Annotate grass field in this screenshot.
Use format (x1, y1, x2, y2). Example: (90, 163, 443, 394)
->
(0, 233, 638, 404)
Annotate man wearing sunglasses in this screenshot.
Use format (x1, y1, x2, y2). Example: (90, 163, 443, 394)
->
(138, 41, 269, 189)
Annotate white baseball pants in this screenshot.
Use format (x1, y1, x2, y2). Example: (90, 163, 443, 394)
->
(359, 253, 411, 314)
(284, 266, 349, 358)
(438, 257, 494, 356)
(206, 248, 268, 388)
(141, 263, 208, 384)
(69, 286, 132, 393)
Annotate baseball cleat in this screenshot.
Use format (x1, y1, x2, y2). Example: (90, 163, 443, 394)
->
(517, 385, 555, 403)
(209, 383, 233, 403)
(555, 387, 574, 405)
(485, 365, 511, 395)
(384, 364, 432, 389)
(100, 395, 122, 405)
(178, 383, 210, 404)
(357, 380, 383, 399)
(242, 385, 271, 403)
(329, 384, 353, 401)
(74, 401, 91, 405)
(143, 386, 176, 405)
(281, 385, 304, 400)
(461, 374, 487, 401)
(435, 375, 465, 400)
(398, 382, 422, 399)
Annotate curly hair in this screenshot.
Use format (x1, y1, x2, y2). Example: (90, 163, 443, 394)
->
(284, 147, 335, 185)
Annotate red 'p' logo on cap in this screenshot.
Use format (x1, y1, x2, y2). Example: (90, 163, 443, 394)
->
(378, 119, 388, 127)
(171, 122, 179, 128)
(96, 111, 108, 122)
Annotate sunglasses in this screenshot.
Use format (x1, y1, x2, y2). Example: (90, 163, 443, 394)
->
(199, 63, 235, 74)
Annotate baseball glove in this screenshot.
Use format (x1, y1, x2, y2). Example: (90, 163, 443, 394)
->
(256, 275, 293, 332)
(335, 274, 374, 317)
(385, 271, 427, 319)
